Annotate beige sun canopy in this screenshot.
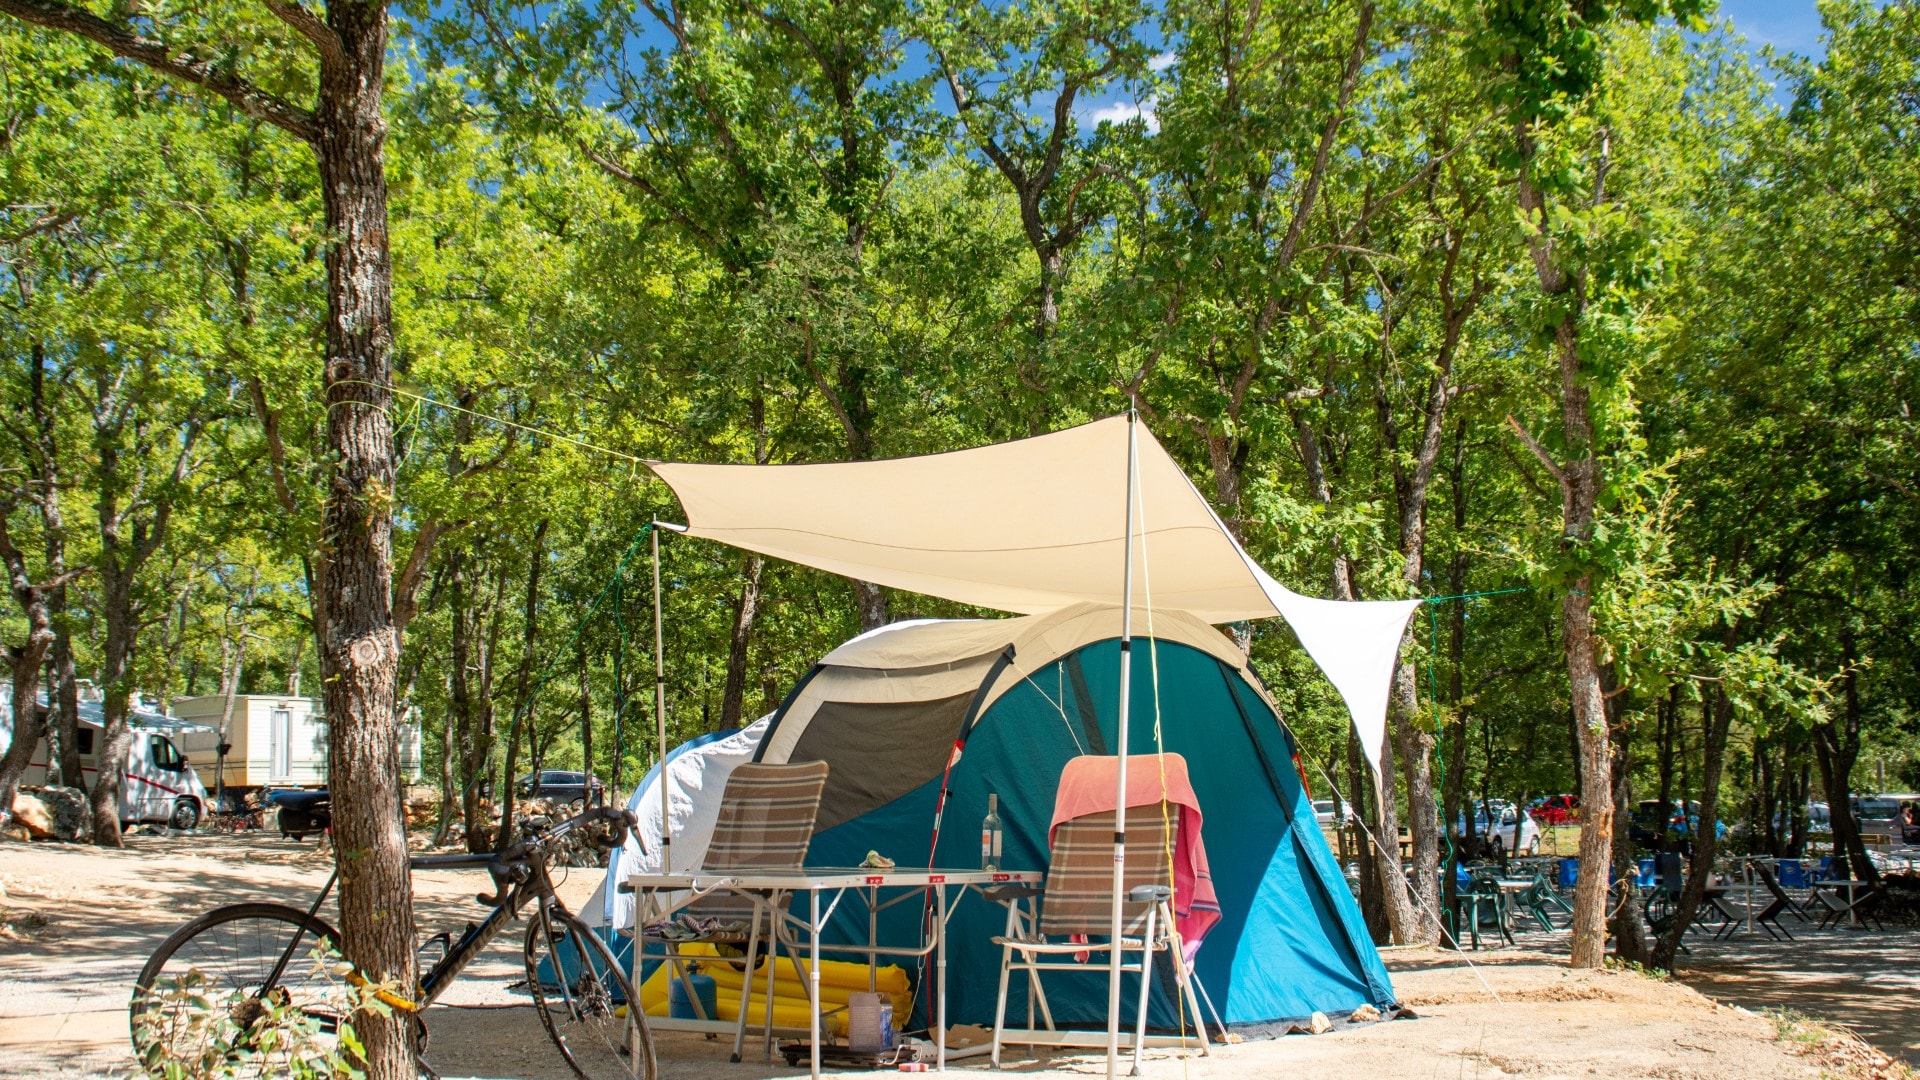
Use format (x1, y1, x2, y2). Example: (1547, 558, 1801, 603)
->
(646, 415, 1418, 777)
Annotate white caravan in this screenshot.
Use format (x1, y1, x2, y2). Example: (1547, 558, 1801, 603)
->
(169, 694, 423, 801)
(0, 691, 212, 831)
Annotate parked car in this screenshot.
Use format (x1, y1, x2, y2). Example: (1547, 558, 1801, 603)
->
(1530, 794, 1580, 826)
(515, 770, 605, 808)
(1312, 799, 1353, 826)
(1629, 799, 1727, 850)
(1766, 801, 1832, 837)
(1454, 802, 1542, 857)
(1853, 794, 1919, 836)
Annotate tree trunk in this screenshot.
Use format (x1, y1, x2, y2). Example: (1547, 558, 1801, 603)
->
(448, 547, 483, 850)
(1655, 686, 1677, 849)
(88, 572, 137, 845)
(853, 579, 889, 632)
(1651, 686, 1734, 969)
(49, 614, 80, 788)
(720, 555, 763, 731)
(1813, 652, 1877, 883)
(1565, 580, 1614, 967)
(1346, 730, 1389, 943)
(313, 7, 414, 1072)
(1388, 656, 1440, 941)
(0, 513, 59, 834)
(1605, 707, 1649, 963)
(578, 640, 594, 804)
(496, 520, 547, 853)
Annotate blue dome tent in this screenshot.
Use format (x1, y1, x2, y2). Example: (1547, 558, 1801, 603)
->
(745, 603, 1397, 1032)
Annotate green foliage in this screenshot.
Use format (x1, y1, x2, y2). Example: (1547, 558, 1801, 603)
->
(1, 0, 1913, 881)
(130, 944, 395, 1080)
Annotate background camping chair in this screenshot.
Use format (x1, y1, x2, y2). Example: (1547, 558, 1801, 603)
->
(1450, 868, 1513, 948)
(636, 760, 830, 1062)
(989, 802, 1213, 1072)
(1811, 882, 1887, 931)
(1750, 863, 1802, 940)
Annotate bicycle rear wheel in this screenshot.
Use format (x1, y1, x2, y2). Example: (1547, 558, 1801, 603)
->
(131, 902, 344, 1076)
(525, 905, 655, 1080)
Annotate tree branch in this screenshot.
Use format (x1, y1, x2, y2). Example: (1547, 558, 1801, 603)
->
(1505, 414, 1570, 500)
(0, 0, 319, 141)
(262, 1, 344, 71)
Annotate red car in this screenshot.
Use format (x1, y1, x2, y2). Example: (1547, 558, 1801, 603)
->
(1531, 794, 1580, 826)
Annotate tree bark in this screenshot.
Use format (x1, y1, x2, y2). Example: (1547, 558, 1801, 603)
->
(720, 555, 763, 731)
(578, 639, 594, 805)
(1651, 686, 1734, 968)
(496, 520, 547, 853)
(1813, 647, 1877, 883)
(0, 522, 62, 832)
(1346, 730, 1389, 943)
(1605, 705, 1649, 963)
(447, 546, 482, 849)
(1513, 138, 1613, 964)
(310, 7, 415, 1071)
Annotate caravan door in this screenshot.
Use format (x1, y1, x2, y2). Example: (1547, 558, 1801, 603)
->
(269, 706, 293, 782)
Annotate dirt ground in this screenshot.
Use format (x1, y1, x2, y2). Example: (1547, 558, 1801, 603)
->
(1, 832, 1911, 1079)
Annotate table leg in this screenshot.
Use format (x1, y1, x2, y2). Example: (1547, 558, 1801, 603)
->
(937, 884, 949, 1073)
(810, 889, 822, 1079)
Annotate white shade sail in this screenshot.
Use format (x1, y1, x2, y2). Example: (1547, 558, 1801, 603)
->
(646, 415, 1418, 777)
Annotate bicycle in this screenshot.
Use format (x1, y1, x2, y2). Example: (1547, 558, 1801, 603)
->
(130, 804, 656, 1080)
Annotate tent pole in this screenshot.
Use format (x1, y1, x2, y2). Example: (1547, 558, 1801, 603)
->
(1106, 409, 1139, 1080)
(652, 523, 671, 871)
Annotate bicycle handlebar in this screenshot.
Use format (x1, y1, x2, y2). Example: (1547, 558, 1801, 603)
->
(475, 804, 637, 907)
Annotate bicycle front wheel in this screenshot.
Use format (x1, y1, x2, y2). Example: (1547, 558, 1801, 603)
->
(525, 905, 655, 1080)
(131, 902, 344, 1076)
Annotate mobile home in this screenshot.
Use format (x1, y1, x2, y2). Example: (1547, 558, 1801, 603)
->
(170, 694, 422, 797)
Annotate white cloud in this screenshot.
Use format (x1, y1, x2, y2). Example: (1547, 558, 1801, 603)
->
(1089, 99, 1159, 133)
(1148, 51, 1176, 72)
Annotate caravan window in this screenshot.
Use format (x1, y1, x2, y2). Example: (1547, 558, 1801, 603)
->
(76, 728, 94, 755)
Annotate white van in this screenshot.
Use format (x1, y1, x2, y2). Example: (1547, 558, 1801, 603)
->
(1, 695, 211, 831)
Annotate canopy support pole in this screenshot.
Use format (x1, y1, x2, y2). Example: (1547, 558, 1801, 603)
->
(1106, 409, 1139, 1080)
(652, 521, 680, 869)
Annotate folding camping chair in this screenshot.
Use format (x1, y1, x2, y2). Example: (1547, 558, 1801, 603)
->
(988, 801, 1213, 1072)
(636, 760, 831, 1062)
(1750, 863, 1802, 941)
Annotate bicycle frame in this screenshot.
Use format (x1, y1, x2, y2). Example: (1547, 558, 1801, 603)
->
(257, 849, 561, 1017)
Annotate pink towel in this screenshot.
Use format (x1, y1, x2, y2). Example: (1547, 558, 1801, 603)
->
(1049, 754, 1220, 959)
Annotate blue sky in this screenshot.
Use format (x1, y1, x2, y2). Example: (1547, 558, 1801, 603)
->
(1716, 0, 1830, 54)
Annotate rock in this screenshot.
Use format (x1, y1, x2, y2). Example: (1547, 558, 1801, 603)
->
(1308, 1011, 1333, 1034)
(29, 786, 91, 842)
(1, 822, 28, 843)
(11, 794, 54, 839)
(1349, 1004, 1382, 1023)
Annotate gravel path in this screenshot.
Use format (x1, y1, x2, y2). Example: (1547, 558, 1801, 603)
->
(2, 833, 1910, 1079)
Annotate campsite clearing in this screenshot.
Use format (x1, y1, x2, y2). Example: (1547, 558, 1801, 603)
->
(1, 832, 1910, 1079)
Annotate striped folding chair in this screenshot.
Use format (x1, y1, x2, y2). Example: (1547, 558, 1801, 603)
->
(639, 760, 830, 1061)
(989, 802, 1212, 1071)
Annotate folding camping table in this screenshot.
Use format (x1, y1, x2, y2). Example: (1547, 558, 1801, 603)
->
(626, 867, 1043, 1078)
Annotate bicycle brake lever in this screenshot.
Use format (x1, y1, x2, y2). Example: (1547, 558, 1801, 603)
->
(478, 858, 530, 907)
